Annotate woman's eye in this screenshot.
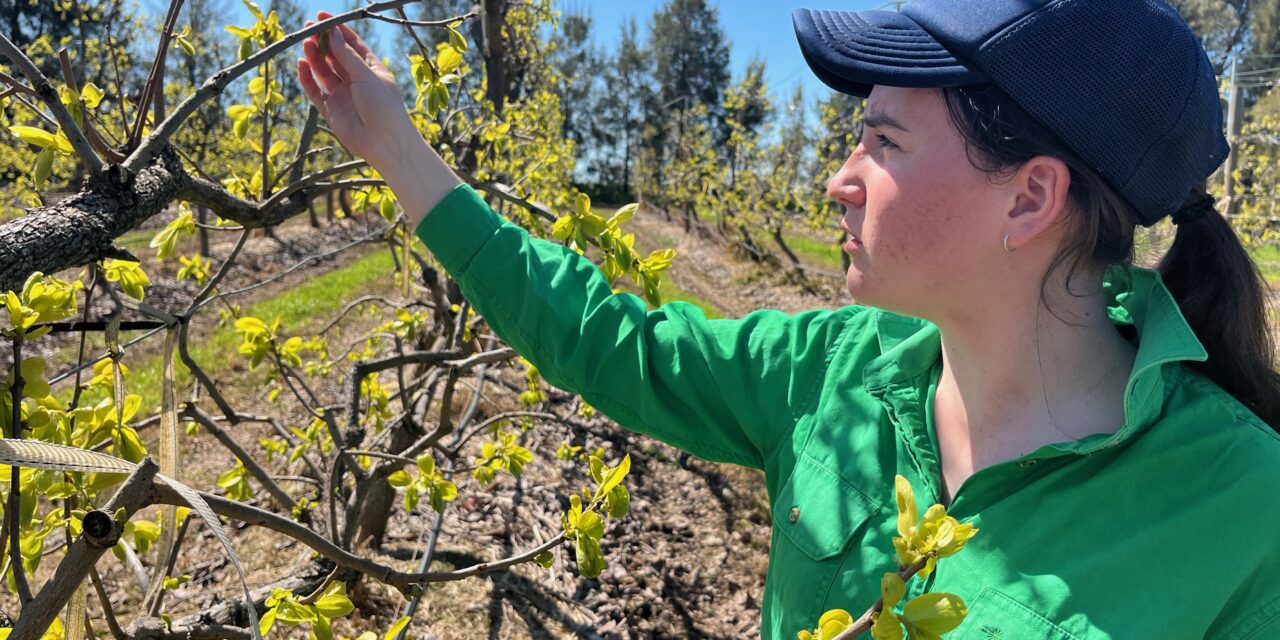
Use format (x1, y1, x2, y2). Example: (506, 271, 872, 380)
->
(875, 134, 897, 150)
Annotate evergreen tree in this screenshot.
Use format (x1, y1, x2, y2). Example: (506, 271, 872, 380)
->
(551, 9, 598, 148)
(642, 0, 730, 196)
(586, 16, 649, 200)
(647, 0, 730, 124)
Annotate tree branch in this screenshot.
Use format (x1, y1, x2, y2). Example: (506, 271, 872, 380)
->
(149, 481, 562, 590)
(0, 30, 103, 175)
(57, 49, 127, 163)
(261, 160, 369, 211)
(11, 459, 159, 640)
(181, 403, 299, 514)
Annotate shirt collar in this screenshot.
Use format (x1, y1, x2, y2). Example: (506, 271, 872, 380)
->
(862, 265, 1207, 455)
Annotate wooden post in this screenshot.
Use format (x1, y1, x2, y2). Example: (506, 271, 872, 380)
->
(1223, 59, 1243, 218)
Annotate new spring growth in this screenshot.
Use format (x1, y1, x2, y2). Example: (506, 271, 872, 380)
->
(797, 475, 978, 640)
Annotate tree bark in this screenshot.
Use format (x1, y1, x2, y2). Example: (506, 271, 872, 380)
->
(0, 145, 319, 292)
(482, 0, 510, 114)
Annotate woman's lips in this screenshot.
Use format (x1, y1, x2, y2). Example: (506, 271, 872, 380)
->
(844, 236, 862, 253)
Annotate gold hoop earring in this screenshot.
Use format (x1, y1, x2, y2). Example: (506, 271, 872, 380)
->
(1003, 233, 1015, 253)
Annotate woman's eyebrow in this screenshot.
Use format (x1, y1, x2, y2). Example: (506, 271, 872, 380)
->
(863, 112, 910, 133)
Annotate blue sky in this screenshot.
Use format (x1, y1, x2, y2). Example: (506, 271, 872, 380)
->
(201, 0, 890, 102)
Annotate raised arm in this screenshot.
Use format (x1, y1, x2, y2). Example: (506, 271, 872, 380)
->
(296, 14, 864, 469)
(415, 184, 863, 468)
(296, 11, 458, 223)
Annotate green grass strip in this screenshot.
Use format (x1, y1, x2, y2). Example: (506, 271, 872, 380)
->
(655, 277, 724, 320)
(64, 247, 395, 407)
(1246, 244, 1280, 288)
(781, 231, 844, 272)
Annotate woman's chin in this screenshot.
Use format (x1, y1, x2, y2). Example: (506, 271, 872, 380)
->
(844, 270, 872, 305)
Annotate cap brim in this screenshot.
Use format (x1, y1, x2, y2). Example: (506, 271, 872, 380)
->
(793, 8, 988, 98)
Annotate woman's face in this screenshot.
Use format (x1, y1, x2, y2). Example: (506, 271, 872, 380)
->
(828, 86, 1015, 321)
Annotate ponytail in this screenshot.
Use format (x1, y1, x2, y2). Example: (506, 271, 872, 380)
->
(1158, 191, 1280, 428)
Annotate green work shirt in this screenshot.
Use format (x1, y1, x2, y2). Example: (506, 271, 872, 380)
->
(415, 184, 1280, 640)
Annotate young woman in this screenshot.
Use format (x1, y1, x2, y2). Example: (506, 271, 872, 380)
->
(298, 1, 1280, 637)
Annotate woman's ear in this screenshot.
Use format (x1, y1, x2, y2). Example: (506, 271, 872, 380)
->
(1003, 155, 1071, 250)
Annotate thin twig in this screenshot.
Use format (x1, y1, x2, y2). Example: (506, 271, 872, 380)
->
(831, 556, 933, 640)
(8, 336, 33, 605)
(182, 403, 299, 513)
(89, 566, 128, 640)
(148, 481, 562, 589)
(0, 70, 38, 97)
(363, 10, 478, 28)
(261, 160, 369, 211)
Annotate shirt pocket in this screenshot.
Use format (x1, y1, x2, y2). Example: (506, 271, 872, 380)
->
(773, 452, 880, 563)
(951, 587, 1081, 640)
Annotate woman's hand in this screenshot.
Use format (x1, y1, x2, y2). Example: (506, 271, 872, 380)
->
(297, 11, 459, 225)
(297, 12, 411, 169)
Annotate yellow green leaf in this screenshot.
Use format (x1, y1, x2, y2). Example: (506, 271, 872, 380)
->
(437, 47, 463, 74)
(895, 475, 917, 537)
(574, 532, 604, 578)
(383, 616, 411, 640)
(901, 592, 967, 636)
(33, 147, 54, 190)
(871, 610, 903, 640)
(81, 83, 104, 109)
(880, 571, 906, 607)
(387, 470, 413, 488)
(314, 592, 354, 619)
(258, 607, 278, 636)
(10, 126, 58, 149)
(815, 609, 852, 640)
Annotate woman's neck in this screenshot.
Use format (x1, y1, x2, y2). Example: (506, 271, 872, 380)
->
(929, 278, 1137, 496)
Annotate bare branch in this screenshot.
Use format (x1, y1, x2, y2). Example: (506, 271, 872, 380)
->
(280, 106, 321, 190)
(365, 10, 479, 28)
(128, 0, 185, 150)
(57, 49, 127, 163)
(0, 70, 38, 97)
(193, 224, 387, 312)
(89, 567, 127, 640)
(182, 403, 300, 514)
(149, 481, 563, 589)
(262, 160, 369, 211)
(445, 347, 517, 370)
(469, 178, 557, 222)
(355, 349, 465, 378)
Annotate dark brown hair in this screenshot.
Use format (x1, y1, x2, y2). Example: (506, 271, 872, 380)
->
(939, 83, 1280, 429)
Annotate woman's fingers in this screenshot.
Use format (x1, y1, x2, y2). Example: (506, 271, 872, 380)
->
(326, 27, 371, 81)
(314, 12, 375, 59)
(296, 59, 326, 110)
(302, 38, 342, 92)
(314, 11, 377, 72)
(337, 23, 374, 59)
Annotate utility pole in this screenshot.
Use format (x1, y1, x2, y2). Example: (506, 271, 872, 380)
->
(1222, 58, 1243, 217)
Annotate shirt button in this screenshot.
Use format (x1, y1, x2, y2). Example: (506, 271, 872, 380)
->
(1017, 459, 1038, 468)
(789, 506, 801, 523)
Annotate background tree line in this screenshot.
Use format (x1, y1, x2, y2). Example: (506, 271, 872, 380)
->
(488, 0, 1280, 276)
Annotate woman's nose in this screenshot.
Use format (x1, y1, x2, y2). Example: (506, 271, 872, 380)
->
(826, 149, 867, 209)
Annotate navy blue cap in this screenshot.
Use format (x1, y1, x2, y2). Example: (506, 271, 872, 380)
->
(793, 0, 1230, 226)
